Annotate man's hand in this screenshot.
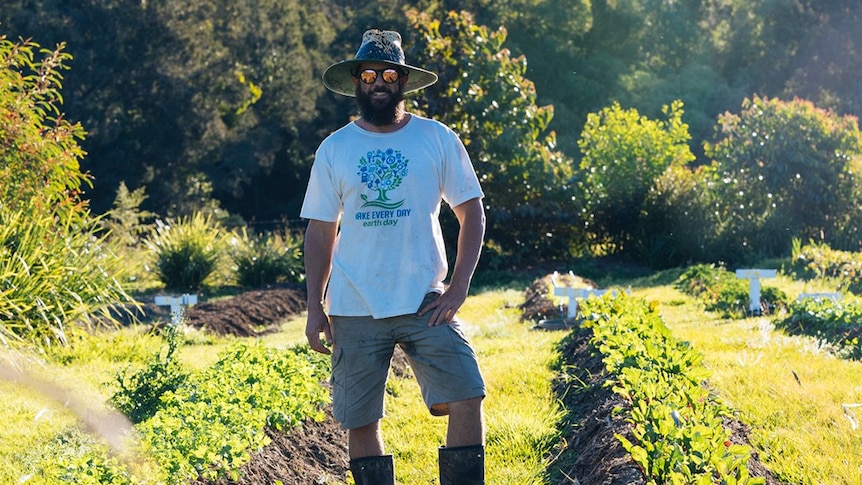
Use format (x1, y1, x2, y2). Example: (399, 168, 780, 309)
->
(418, 284, 469, 326)
(418, 197, 484, 327)
(303, 219, 337, 354)
(305, 310, 333, 354)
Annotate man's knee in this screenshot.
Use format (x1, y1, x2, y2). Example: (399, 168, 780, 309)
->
(447, 396, 484, 416)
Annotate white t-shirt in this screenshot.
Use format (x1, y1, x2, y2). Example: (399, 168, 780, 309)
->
(300, 114, 484, 318)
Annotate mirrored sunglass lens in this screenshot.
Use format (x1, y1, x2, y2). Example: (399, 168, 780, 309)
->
(359, 69, 400, 84)
(360, 70, 377, 83)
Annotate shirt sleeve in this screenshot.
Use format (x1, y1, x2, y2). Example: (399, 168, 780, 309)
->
(441, 128, 484, 208)
(300, 144, 343, 222)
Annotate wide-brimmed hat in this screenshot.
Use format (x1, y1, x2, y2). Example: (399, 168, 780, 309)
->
(322, 30, 438, 97)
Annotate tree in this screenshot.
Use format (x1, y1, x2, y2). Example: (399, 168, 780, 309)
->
(358, 149, 408, 208)
(704, 95, 862, 258)
(578, 100, 695, 255)
(0, 36, 88, 212)
(0, 33, 133, 347)
(407, 9, 581, 266)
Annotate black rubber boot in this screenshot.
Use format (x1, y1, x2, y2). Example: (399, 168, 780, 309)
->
(438, 445, 484, 485)
(349, 454, 395, 485)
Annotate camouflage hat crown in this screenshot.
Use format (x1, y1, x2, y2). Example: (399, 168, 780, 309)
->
(322, 29, 438, 97)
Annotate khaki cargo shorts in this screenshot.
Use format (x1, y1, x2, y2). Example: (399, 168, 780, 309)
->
(329, 293, 486, 430)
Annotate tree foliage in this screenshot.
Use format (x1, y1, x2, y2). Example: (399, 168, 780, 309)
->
(407, 9, 580, 266)
(704, 95, 862, 259)
(578, 100, 694, 255)
(4, 1, 862, 267)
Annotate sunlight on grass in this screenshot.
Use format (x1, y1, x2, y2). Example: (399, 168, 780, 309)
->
(9, 271, 862, 483)
(384, 289, 568, 484)
(0, 381, 78, 483)
(642, 284, 862, 485)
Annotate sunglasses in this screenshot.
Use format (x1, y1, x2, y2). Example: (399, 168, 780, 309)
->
(356, 68, 404, 84)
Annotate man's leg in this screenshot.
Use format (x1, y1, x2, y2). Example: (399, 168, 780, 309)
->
(349, 420, 385, 459)
(445, 396, 484, 447)
(348, 420, 394, 484)
(439, 396, 485, 485)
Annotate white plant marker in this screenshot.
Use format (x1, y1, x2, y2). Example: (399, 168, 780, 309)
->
(154, 294, 198, 325)
(551, 271, 618, 320)
(735, 269, 777, 315)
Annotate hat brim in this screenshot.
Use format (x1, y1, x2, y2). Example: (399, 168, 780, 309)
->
(322, 59, 438, 97)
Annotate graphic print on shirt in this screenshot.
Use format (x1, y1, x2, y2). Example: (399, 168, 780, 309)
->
(355, 148, 413, 228)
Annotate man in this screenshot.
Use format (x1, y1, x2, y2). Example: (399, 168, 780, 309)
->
(300, 29, 487, 484)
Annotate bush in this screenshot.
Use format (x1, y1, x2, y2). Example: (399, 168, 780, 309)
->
(0, 35, 88, 212)
(578, 100, 695, 256)
(638, 165, 724, 267)
(0, 201, 134, 347)
(0, 33, 132, 349)
(110, 326, 188, 424)
(146, 212, 225, 291)
(704, 96, 862, 259)
(228, 227, 303, 287)
(675, 264, 787, 318)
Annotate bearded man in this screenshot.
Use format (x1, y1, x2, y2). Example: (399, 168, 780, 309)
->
(300, 29, 487, 485)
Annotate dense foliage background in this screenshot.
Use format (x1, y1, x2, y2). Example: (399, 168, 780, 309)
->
(3, 0, 862, 268)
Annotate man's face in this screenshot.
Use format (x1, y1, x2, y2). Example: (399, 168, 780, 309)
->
(354, 62, 406, 126)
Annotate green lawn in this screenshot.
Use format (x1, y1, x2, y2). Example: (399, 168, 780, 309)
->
(2, 271, 862, 484)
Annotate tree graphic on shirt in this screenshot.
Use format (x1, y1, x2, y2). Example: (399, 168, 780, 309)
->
(358, 148, 408, 209)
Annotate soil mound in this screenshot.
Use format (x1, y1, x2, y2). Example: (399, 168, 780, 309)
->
(183, 285, 307, 337)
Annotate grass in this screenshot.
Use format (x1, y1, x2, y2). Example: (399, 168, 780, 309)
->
(3, 269, 862, 483)
(635, 276, 862, 485)
(383, 289, 567, 484)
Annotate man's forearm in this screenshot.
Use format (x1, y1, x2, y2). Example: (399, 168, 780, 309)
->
(304, 220, 338, 311)
(449, 198, 485, 291)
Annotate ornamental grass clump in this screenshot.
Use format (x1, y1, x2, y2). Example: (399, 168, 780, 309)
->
(228, 227, 304, 288)
(0, 201, 133, 347)
(146, 212, 226, 291)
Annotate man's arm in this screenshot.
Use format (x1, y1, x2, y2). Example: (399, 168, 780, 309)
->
(421, 197, 485, 326)
(304, 219, 338, 354)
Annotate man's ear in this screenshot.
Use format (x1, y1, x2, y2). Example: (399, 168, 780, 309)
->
(400, 75, 409, 89)
(352, 77, 360, 87)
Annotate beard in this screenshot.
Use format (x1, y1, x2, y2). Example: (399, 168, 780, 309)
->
(355, 84, 405, 126)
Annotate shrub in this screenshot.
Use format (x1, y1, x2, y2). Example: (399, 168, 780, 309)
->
(704, 96, 862, 259)
(0, 33, 133, 349)
(146, 212, 225, 291)
(638, 165, 724, 267)
(675, 264, 787, 318)
(578, 100, 695, 256)
(0, 35, 88, 212)
(110, 326, 188, 424)
(228, 227, 303, 288)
